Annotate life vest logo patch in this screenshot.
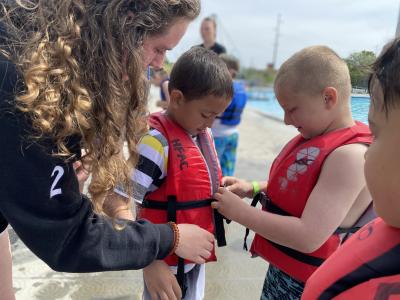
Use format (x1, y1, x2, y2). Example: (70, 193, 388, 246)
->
(280, 147, 320, 190)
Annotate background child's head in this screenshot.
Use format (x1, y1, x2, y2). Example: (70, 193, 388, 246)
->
(219, 54, 240, 78)
(151, 69, 169, 86)
(274, 46, 352, 139)
(365, 38, 400, 228)
(167, 47, 233, 135)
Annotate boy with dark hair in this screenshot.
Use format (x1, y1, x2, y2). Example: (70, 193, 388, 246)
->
(113, 47, 233, 299)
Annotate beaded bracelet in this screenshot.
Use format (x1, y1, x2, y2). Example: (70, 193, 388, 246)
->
(168, 221, 180, 255)
(251, 181, 260, 198)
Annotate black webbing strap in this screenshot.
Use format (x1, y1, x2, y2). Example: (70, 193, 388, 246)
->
(143, 198, 227, 247)
(166, 196, 187, 298)
(214, 209, 227, 247)
(243, 193, 326, 266)
(335, 203, 376, 243)
(142, 198, 213, 210)
(144, 196, 227, 298)
(243, 192, 268, 250)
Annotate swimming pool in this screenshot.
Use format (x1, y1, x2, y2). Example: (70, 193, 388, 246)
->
(248, 89, 370, 124)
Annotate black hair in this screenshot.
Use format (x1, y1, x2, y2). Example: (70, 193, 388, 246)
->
(368, 38, 400, 114)
(169, 46, 233, 101)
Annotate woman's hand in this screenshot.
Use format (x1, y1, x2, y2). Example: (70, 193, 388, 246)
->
(222, 176, 253, 198)
(143, 260, 181, 300)
(174, 224, 214, 264)
(212, 186, 247, 221)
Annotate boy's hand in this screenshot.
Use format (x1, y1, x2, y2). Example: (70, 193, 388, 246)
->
(222, 176, 253, 198)
(212, 187, 247, 222)
(175, 224, 214, 264)
(143, 260, 181, 300)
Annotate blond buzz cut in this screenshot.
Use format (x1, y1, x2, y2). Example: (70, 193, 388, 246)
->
(274, 46, 351, 102)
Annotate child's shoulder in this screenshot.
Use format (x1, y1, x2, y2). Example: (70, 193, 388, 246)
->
(330, 143, 368, 157)
(322, 143, 368, 178)
(139, 128, 169, 155)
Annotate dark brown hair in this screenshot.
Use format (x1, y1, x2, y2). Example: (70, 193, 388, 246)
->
(169, 47, 233, 101)
(0, 0, 200, 215)
(368, 38, 400, 114)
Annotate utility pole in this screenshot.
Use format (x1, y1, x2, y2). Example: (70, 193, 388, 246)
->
(396, 5, 400, 37)
(272, 13, 282, 69)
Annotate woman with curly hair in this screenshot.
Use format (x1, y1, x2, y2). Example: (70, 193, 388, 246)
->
(0, 0, 214, 297)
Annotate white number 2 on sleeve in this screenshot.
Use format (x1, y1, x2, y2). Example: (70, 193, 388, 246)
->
(50, 166, 64, 198)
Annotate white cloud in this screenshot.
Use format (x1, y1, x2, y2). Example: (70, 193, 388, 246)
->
(167, 0, 399, 68)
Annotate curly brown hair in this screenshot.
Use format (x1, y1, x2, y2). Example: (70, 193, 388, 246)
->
(0, 0, 200, 215)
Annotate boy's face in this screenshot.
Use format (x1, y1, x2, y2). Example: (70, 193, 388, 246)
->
(275, 86, 331, 139)
(168, 92, 231, 136)
(365, 81, 400, 227)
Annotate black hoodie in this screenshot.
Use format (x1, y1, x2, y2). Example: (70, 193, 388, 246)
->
(0, 53, 173, 272)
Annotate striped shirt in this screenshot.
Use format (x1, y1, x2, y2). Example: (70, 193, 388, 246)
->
(116, 128, 210, 203)
(115, 128, 169, 203)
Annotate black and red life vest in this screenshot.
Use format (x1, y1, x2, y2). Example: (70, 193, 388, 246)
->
(302, 218, 400, 300)
(139, 112, 225, 267)
(250, 121, 372, 282)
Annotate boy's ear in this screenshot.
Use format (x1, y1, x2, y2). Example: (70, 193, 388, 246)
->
(323, 87, 338, 109)
(169, 89, 185, 109)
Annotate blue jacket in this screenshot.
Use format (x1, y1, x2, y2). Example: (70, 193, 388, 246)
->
(219, 81, 247, 126)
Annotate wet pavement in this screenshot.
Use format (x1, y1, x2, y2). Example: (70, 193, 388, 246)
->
(11, 103, 297, 299)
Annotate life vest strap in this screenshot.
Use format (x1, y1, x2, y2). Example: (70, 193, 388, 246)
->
(335, 203, 376, 243)
(142, 198, 213, 211)
(243, 192, 325, 267)
(154, 196, 188, 298)
(144, 197, 228, 247)
(144, 196, 227, 297)
(243, 192, 289, 250)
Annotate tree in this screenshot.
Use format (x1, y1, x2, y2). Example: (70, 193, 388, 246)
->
(345, 51, 376, 89)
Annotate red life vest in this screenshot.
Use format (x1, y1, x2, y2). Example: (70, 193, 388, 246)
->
(139, 112, 223, 266)
(302, 218, 400, 300)
(250, 121, 372, 282)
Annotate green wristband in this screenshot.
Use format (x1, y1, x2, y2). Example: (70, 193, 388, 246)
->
(251, 181, 260, 198)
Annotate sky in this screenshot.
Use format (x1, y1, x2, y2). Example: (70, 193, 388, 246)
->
(167, 0, 400, 68)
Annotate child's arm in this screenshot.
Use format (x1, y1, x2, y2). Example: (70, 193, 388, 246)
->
(0, 230, 15, 300)
(222, 176, 268, 198)
(143, 260, 182, 300)
(213, 143, 369, 253)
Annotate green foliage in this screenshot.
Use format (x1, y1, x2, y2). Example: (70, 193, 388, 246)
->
(163, 59, 174, 74)
(345, 51, 376, 89)
(240, 67, 276, 87)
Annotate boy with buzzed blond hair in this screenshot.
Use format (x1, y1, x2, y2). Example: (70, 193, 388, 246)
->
(212, 46, 373, 299)
(302, 38, 400, 300)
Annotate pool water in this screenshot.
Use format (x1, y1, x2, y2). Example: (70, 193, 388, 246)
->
(248, 90, 370, 124)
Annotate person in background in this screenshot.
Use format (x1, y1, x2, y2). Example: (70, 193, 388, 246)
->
(197, 16, 226, 55)
(152, 69, 171, 109)
(212, 54, 247, 176)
